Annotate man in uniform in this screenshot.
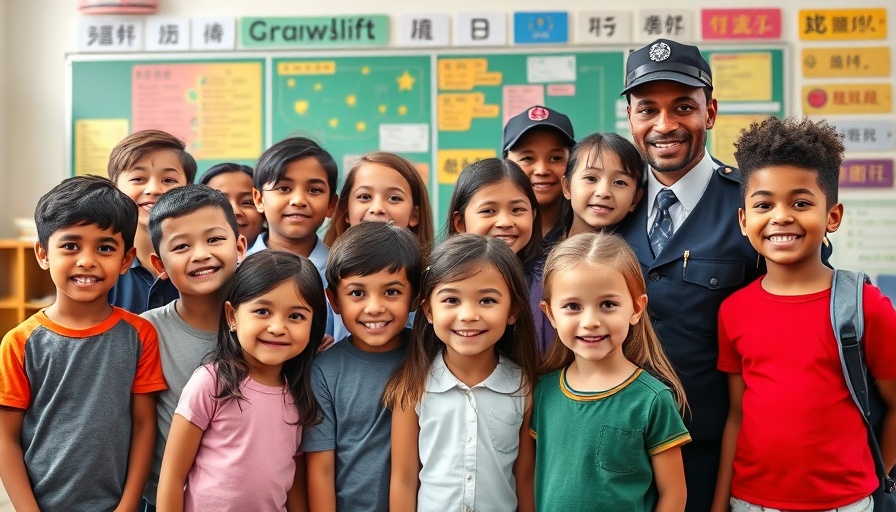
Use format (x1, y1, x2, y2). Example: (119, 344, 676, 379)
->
(616, 39, 763, 511)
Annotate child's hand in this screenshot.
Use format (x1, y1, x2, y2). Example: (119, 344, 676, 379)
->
(318, 335, 335, 352)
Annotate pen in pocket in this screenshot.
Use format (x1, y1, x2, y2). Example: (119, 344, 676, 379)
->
(683, 250, 690, 270)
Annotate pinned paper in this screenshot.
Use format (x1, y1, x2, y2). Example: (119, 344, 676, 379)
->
(801, 46, 890, 78)
(711, 53, 772, 102)
(803, 84, 892, 115)
(502, 86, 545, 125)
(438, 59, 502, 91)
(379, 124, 429, 153)
(437, 149, 497, 184)
(438, 93, 499, 131)
(74, 119, 130, 176)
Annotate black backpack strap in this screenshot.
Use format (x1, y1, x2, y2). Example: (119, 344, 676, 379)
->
(831, 269, 895, 493)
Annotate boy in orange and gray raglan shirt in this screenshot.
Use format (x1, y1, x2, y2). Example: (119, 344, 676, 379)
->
(0, 176, 167, 512)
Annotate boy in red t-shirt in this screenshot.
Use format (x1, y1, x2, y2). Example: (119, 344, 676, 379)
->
(711, 117, 896, 512)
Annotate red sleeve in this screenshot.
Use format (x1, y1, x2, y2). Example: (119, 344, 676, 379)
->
(862, 283, 896, 381)
(0, 316, 41, 409)
(717, 295, 743, 374)
(121, 312, 168, 394)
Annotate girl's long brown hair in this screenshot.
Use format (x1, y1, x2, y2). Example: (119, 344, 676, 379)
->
(324, 151, 434, 262)
(540, 232, 687, 413)
(382, 234, 539, 411)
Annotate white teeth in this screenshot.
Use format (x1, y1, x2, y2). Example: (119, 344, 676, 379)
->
(363, 321, 387, 329)
(455, 330, 482, 337)
(72, 276, 98, 284)
(191, 268, 216, 276)
(769, 235, 797, 242)
(654, 142, 679, 148)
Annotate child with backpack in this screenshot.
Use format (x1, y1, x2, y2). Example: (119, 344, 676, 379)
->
(712, 117, 896, 512)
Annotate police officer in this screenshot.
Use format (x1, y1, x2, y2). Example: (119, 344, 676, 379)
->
(615, 39, 763, 511)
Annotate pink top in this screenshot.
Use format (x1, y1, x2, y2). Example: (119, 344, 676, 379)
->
(175, 365, 303, 512)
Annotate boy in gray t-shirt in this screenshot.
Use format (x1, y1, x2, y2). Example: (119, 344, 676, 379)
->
(139, 185, 247, 509)
(303, 222, 422, 511)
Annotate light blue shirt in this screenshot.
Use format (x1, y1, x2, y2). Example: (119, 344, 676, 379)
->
(245, 234, 344, 340)
(646, 151, 715, 234)
(415, 352, 525, 512)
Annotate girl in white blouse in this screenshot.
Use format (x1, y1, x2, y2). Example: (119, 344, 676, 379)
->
(384, 234, 540, 512)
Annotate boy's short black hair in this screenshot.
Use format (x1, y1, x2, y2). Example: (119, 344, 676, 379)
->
(35, 175, 138, 252)
(149, 184, 239, 255)
(254, 137, 338, 197)
(198, 162, 253, 185)
(735, 116, 843, 207)
(325, 222, 423, 297)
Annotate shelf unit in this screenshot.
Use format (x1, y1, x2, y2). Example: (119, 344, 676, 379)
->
(0, 240, 55, 336)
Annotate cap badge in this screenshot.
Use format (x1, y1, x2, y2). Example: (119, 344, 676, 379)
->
(528, 106, 549, 121)
(649, 42, 671, 62)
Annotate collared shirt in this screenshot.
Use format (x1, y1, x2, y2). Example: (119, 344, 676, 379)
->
(645, 151, 716, 233)
(108, 257, 179, 315)
(245, 234, 341, 339)
(415, 352, 525, 512)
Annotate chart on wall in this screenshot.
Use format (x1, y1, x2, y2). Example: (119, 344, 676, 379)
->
(70, 58, 266, 177)
(270, 55, 433, 193)
(433, 51, 625, 228)
(703, 48, 786, 166)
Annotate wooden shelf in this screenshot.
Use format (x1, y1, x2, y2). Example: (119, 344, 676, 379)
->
(0, 239, 56, 335)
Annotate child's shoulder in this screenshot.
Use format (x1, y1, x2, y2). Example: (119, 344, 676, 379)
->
(632, 369, 674, 396)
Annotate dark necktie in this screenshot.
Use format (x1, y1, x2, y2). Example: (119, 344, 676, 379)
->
(649, 189, 678, 256)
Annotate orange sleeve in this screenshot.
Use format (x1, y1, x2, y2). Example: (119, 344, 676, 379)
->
(0, 317, 41, 410)
(120, 311, 167, 394)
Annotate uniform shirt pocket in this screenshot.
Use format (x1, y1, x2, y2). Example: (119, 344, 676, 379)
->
(680, 259, 745, 334)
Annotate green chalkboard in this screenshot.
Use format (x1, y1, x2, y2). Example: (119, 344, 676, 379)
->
(433, 50, 625, 230)
(69, 57, 266, 178)
(270, 55, 433, 194)
(68, 46, 785, 232)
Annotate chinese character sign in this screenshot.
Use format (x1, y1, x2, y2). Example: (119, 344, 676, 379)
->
(800, 8, 887, 40)
(702, 9, 781, 40)
(637, 10, 694, 42)
(78, 16, 144, 52)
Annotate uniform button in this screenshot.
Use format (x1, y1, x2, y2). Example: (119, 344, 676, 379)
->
(650, 272, 660, 281)
(709, 277, 719, 287)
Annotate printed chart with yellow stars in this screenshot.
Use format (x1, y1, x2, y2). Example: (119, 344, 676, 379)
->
(272, 56, 432, 187)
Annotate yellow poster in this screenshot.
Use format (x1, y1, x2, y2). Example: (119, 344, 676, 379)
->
(438, 59, 503, 91)
(437, 93, 500, 131)
(802, 84, 892, 115)
(711, 53, 772, 102)
(799, 8, 887, 40)
(437, 149, 497, 185)
(74, 119, 130, 176)
(712, 115, 767, 167)
(801, 47, 890, 78)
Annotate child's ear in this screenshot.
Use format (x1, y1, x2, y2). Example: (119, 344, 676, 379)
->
(826, 202, 844, 234)
(326, 194, 338, 219)
(561, 176, 572, 200)
(421, 299, 434, 324)
(324, 288, 341, 315)
(224, 301, 237, 330)
(539, 301, 557, 328)
(408, 205, 420, 229)
(120, 247, 137, 275)
(451, 211, 465, 233)
(150, 253, 168, 280)
(630, 187, 645, 212)
(235, 234, 248, 264)
(252, 187, 265, 214)
(33, 242, 49, 270)
(738, 207, 747, 236)
(630, 294, 648, 326)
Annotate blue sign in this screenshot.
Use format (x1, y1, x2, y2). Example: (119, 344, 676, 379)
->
(513, 12, 568, 44)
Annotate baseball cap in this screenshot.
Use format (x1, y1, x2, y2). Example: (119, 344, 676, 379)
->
(502, 106, 575, 152)
(621, 39, 712, 96)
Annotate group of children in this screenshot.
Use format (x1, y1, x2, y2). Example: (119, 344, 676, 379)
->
(0, 102, 893, 512)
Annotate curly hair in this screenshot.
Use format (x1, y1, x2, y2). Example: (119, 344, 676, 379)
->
(734, 116, 843, 207)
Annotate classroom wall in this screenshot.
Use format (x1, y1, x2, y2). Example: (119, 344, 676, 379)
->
(0, 0, 893, 239)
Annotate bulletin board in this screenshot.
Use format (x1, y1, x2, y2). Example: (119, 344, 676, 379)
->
(67, 45, 787, 230)
(69, 58, 266, 176)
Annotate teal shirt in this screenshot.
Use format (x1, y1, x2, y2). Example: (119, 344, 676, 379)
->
(531, 368, 690, 511)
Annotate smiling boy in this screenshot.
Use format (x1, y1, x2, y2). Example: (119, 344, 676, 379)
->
(140, 185, 247, 510)
(303, 222, 422, 511)
(713, 117, 896, 511)
(107, 130, 198, 314)
(0, 176, 166, 511)
(503, 106, 576, 241)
